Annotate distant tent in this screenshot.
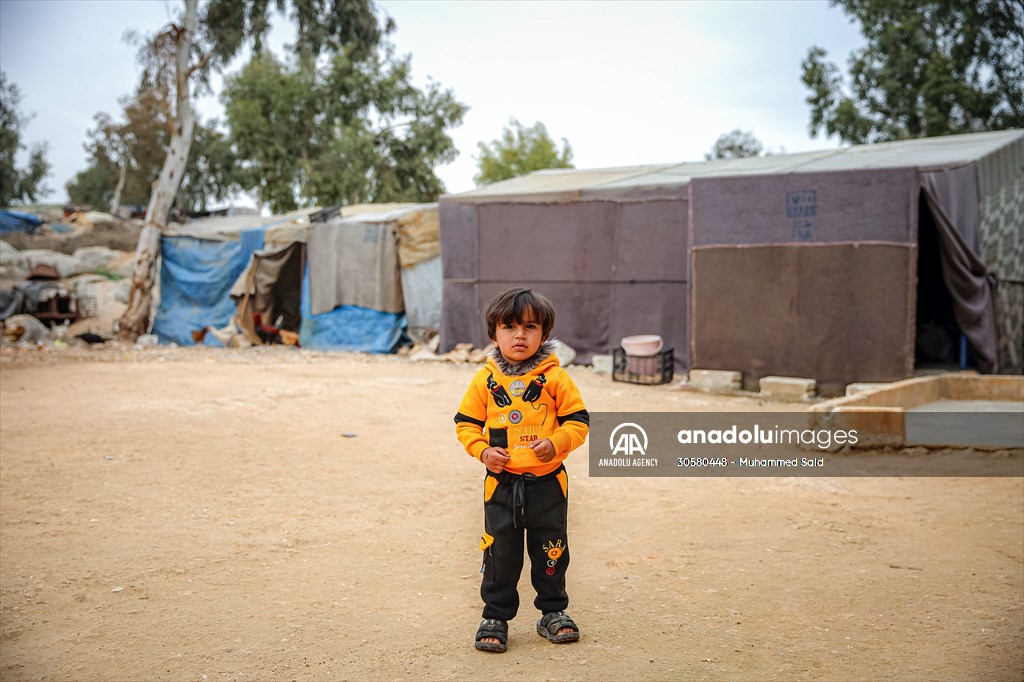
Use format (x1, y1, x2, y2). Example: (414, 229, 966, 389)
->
(439, 129, 1023, 394)
(0, 210, 42, 234)
(152, 204, 441, 352)
(300, 204, 441, 350)
(153, 209, 309, 346)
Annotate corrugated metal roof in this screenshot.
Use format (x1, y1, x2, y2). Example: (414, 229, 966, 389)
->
(796, 129, 1023, 172)
(444, 129, 1023, 203)
(442, 165, 670, 203)
(588, 150, 838, 196)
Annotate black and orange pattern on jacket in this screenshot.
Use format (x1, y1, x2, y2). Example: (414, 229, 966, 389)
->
(454, 341, 589, 476)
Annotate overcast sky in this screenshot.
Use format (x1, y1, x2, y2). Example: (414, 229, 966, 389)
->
(0, 0, 865, 207)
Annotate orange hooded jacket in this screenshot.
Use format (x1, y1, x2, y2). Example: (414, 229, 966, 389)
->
(455, 343, 589, 476)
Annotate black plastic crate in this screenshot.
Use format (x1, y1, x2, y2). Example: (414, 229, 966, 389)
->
(612, 347, 674, 385)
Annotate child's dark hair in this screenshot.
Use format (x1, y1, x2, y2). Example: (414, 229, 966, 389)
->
(485, 287, 555, 340)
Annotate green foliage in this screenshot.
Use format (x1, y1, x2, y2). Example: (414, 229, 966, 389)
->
(223, 44, 466, 212)
(0, 71, 51, 206)
(65, 111, 119, 209)
(802, 0, 1024, 144)
(221, 53, 307, 212)
(201, 0, 391, 68)
(67, 85, 239, 212)
(93, 268, 126, 281)
(705, 130, 765, 160)
(110, 0, 389, 218)
(474, 119, 574, 186)
(82, 0, 448, 217)
(279, 0, 392, 63)
(177, 121, 240, 212)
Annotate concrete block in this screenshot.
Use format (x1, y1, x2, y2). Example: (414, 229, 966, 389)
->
(552, 339, 576, 366)
(760, 376, 816, 401)
(845, 382, 889, 397)
(945, 374, 1024, 401)
(689, 369, 742, 392)
(828, 406, 905, 446)
(592, 354, 613, 375)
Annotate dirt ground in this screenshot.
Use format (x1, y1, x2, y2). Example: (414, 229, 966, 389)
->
(1, 344, 1021, 681)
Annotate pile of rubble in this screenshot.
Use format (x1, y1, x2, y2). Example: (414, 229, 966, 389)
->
(1, 209, 143, 254)
(399, 336, 578, 366)
(400, 336, 493, 364)
(1, 239, 134, 343)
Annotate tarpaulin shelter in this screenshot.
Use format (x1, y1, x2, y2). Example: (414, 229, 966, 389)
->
(299, 203, 440, 351)
(153, 209, 310, 346)
(0, 210, 42, 234)
(152, 203, 441, 352)
(439, 129, 1023, 394)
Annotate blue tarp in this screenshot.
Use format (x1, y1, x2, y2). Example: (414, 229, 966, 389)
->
(0, 210, 42, 233)
(239, 227, 265, 270)
(299, 262, 405, 353)
(153, 232, 262, 345)
(153, 230, 405, 352)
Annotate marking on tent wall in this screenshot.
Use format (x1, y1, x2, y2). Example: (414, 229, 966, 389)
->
(787, 189, 817, 240)
(363, 225, 383, 243)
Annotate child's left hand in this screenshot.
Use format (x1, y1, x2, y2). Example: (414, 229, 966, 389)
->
(530, 438, 556, 462)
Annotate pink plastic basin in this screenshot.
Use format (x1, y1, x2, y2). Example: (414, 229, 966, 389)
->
(621, 335, 664, 357)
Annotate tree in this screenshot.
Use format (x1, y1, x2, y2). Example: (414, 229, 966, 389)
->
(474, 118, 573, 186)
(802, 0, 1024, 145)
(65, 112, 121, 210)
(68, 86, 239, 214)
(705, 130, 765, 160)
(0, 71, 51, 206)
(119, 0, 385, 340)
(176, 120, 239, 213)
(223, 46, 465, 213)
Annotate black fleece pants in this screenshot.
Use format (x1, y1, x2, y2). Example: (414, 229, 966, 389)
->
(480, 466, 570, 621)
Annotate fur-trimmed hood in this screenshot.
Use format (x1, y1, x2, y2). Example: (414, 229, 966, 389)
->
(487, 339, 560, 376)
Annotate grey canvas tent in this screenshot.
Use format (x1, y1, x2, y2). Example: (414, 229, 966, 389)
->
(439, 129, 1022, 394)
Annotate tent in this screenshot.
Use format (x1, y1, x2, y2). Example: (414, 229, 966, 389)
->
(298, 203, 440, 351)
(152, 203, 441, 352)
(438, 164, 684, 369)
(0, 210, 42, 234)
(153, 209, 309, 346)
(439, 129, 1023, 394)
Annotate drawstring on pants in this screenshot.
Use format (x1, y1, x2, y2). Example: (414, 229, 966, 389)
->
(491, 466, 563, 529)
(511, 472, 536, 529)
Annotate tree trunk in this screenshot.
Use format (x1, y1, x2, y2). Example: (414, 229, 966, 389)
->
(110, 158, 127, 218)
(118, 0, 199, 341)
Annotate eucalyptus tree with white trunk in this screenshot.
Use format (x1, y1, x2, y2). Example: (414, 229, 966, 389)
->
(119, 0, 199, 340)
(118, 0, 386, 340)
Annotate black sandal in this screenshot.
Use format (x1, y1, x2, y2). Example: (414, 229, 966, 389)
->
(474, 618, 508, 653)
(536, 610, 579, 643)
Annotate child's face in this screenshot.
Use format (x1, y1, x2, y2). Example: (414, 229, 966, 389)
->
(492, 309, 546, 364)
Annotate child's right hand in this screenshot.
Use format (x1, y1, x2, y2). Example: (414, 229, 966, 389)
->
(481, 447, 510, 474)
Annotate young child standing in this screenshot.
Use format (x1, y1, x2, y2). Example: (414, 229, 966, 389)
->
(454, 287, 590, 653)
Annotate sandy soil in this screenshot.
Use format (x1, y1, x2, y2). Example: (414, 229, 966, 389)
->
(1, 344, 1021, 681)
